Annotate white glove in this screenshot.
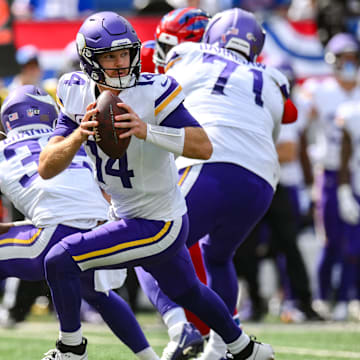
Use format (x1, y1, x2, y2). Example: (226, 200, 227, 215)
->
(337, 184, 360, 225)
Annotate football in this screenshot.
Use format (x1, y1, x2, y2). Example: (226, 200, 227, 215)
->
(94, 90, 131, 159)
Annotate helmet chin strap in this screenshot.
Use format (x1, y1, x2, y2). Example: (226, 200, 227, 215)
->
(104, 72, 135, 90)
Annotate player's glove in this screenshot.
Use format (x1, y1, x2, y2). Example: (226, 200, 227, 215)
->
(337, 184, 360, 225)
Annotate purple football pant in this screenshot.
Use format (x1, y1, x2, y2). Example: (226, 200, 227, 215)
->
(0, 224, 150, 353)
(338, 194, 360, 301)
(316, 170, 346, 300)
(45, 214, 242, 343)
(137, 162, 273, 317)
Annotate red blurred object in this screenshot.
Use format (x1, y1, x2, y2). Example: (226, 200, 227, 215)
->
(185, 242, 210, 336)
(282, 98, 298, 124)
(140, 40, 156, 73)
(13, 17, 161, 50)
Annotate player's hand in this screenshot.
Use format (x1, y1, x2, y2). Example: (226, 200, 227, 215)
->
(337, 184, 360, 225)
(78, 102, 99, 142)
(0, 222, 13, 235)
(114, 102, 147, 140)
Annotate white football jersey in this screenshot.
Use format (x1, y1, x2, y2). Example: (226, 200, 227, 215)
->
(277, 90, 308, 187)
(336, 101, 360, 196)
(166, 42, 287, 190)
(277, 121, 304, 186)
(0, 125, 109, 228)
(56, 71, 187, 221)
(300, 77, 360, 170)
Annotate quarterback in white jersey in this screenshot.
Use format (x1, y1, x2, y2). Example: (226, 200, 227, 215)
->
(55, 70, 188, 221)
(38, 11, 256, 360)
(0, 85, 165, 360)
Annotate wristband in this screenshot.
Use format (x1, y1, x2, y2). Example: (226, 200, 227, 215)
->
(146, 124, 185, 155)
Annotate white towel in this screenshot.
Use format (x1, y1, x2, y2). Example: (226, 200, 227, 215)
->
(94, 269, 127, 295)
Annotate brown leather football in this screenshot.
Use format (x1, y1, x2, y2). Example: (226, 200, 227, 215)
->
(94, 90, 131, 159)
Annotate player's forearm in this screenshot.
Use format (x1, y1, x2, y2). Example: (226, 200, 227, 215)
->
(338, 129, 352, 186)
(277, 141, 297, 163)
(38, 130, 84, 179)
(182, 127, 212, 160)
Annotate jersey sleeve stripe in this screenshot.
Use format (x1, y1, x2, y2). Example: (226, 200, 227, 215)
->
(72, 221, 172, 262)
(155, 77, 179, 107)
(165, 57, 182, 72)
(155, 85, 182, 116)
(56, 94, 64, 108)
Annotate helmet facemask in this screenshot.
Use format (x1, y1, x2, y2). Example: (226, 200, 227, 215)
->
(79, 40, 141, 90)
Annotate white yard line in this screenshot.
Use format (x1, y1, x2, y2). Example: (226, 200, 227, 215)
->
(276, 346, 360, 359)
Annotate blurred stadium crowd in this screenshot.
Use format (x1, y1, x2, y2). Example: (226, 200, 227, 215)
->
(1, 0, 360, 331)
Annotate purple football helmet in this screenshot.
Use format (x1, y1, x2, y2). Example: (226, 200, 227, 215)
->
(325, 33, 360, 64)
(76, 11, 141, 90)
(202, 8, 265, 62)
(1, 85, 58, 134)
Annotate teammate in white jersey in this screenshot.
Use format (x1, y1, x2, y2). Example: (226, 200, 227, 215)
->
(300, 32, 360, 320)
(331, 100, 360, 320)
(37, 11, 260, 360)
(136, 8, 296, 360)
(0, 85, 164, 360)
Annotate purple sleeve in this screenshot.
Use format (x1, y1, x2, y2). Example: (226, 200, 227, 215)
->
(160, 103, 201, 129)
(51, 111, 79, 138)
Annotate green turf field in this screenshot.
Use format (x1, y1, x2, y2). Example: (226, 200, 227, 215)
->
(0, 312, 359, 360)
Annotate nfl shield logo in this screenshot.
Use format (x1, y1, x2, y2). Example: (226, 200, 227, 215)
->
(27, 109, 34, 117)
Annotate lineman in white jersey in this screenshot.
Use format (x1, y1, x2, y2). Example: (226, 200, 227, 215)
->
(332, 100, 360, 320)
(0, 85, 165, 360)
(300, 33, 360, 320)
(135, 8, 296, 360)
(38, 12, 260, 360)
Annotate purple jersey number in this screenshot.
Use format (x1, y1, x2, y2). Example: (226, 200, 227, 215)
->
(202, 53, 264, 106)
(86, 140, 134, 188)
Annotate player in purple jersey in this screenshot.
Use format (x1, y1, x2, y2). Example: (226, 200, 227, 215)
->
(0, 85, 163, 360)
(37, 11, 267, 360)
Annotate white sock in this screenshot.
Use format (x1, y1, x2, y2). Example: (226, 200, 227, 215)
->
(207, 330, 227, 354)
(59, 328, 83, 346)
(227, 332, 250, 355)
(168, 322, 187, 342)
(163, 307, 187, 330)
(136, 346, 160, 360)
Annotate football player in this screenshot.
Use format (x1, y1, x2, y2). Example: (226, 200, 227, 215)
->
(136, 8, 297, 360)
(334, 99, 360, 320)
(140, 7, 210, 74)
(299, 32, 360, 321)
(0, 85, 161, 360)
(140, 6, 215, 340)
(38, 11, 266, 360)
